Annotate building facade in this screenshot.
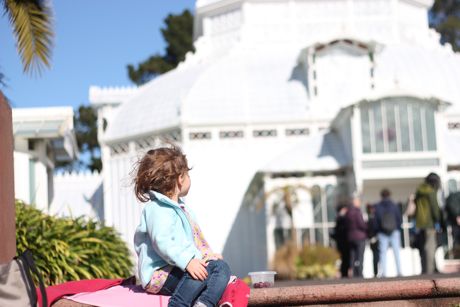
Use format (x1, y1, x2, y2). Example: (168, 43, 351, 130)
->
(12, 107, 78, 212)
(91, 0, 460, 277)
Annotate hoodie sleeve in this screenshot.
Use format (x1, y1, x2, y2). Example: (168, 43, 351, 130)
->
(429, 191, 441, 224)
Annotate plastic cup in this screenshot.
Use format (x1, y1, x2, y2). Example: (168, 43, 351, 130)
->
(248, 271, 276, 288)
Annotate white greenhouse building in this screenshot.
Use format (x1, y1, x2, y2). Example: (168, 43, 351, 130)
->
(90, 0, 460, 277)
(12, 107, 79, 212)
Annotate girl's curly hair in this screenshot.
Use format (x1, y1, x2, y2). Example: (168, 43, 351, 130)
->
(133, 146, 190, 202)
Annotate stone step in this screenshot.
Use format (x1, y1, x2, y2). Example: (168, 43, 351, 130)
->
(53, 277, 460, 307)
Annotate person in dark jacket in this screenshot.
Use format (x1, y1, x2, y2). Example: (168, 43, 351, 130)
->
(345, 195, 367, 278)
(332, 202, 350, 278)
(445, 191, 460, 247)
(375, 188, 402, 277)
(366, 203, 379, 277)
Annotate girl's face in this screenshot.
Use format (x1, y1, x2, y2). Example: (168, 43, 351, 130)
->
(178, 171, 191, 197)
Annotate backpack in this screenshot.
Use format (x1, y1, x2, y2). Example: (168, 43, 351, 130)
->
(381, 210, 397, 234)
(0, 250, 48, 307)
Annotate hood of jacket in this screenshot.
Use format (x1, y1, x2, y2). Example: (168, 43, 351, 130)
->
(417, 183, 434, 196)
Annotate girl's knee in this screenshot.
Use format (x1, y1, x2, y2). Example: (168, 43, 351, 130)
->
(209, 259, 230, 276)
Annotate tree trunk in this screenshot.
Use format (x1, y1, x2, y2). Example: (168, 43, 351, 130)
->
(0, 91, 16, 263)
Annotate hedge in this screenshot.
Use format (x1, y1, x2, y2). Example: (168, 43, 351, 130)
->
(15, 200, 133, 286)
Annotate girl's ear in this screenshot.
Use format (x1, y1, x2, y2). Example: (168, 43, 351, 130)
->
(177, 174, 184, 190)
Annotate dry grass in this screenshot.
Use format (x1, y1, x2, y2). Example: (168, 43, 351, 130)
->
(271, 241, 299, 280)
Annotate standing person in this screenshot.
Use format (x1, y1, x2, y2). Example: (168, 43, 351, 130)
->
(445, 191, 460, 247)
(374, 189, 402, 277)
(332, 202, 350, 278)
(414, 172, 442, 274)
(366, 203, 379, 277)
(133, 147, 231, 307)
(345, 195, 368, 278)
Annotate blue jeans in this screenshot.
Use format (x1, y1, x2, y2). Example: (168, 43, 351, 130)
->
(378, 230, 402, 277)
(158, 260, 231, 307)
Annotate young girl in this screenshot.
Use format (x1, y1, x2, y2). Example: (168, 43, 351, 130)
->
(133, 146, 231, 307)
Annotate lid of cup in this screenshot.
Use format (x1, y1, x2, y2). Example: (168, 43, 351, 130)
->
(248, 271, 277, 275)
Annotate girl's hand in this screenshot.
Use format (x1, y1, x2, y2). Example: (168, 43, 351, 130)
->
(186, 259, 208, 281)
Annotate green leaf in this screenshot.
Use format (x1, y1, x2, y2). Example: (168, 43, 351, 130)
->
(4, 0, 54, 74)
(15, 200, 133, 286)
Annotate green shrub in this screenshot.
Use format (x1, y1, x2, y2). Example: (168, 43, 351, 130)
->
(272, 242, 339, 280)
(15, 200, 133, 286)
(295, 245, 339, 279)
(298, 244, 339, 266)
(295, 263, 337, 279)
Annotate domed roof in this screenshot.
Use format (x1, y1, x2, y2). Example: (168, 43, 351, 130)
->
(103, 60, 213, 143)
(104, 47, 310, 143)
(181, 48, 310, 125)
(104, 41, 460, 143)
(374, 44, 460, 107)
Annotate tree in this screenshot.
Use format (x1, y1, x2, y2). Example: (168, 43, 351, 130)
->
(2, 0, 54, 74)
(75, 105, 101, 172)
(57, 105, 102, 172)
(261, 185, 312, 248)
(430, 0, 460, 52)
(127, 9, 194, 85)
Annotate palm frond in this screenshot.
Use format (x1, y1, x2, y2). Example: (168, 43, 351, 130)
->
(4, 0, 53, 74)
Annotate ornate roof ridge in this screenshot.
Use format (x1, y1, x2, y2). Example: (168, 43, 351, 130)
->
(90, 85, 138, 92)
(89, 86, 139, 105)
(55, 170, 102, 178)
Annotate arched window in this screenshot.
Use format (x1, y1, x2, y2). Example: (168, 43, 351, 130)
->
(325, 184, 336, 223)
(311, 185, 322, 224)
(361, 97, 437, 153)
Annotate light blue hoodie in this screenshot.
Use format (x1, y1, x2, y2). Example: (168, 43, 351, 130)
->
(133, 190, 202, 288)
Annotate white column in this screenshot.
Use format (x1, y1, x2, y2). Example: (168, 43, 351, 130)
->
(102, 143, 113, 226)
(351, 105, 363, 193)
(435, 105, 448, 187)
(321, 186, 329, 246)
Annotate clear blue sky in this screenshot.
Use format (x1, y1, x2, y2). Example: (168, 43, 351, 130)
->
(0, 1, 195, 109)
